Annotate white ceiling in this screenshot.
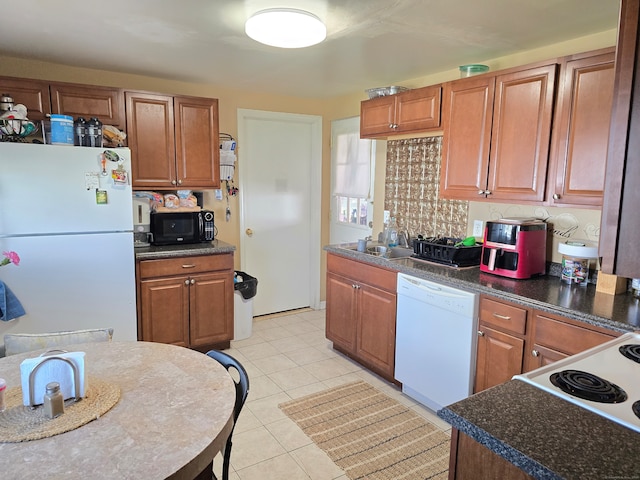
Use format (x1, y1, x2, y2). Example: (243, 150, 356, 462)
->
(0, 0, 620, 98)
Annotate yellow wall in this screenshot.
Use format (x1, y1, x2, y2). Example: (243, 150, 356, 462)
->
(0, 28, 617, 302)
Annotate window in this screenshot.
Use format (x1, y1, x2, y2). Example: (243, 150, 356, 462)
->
(330, 117, 375, 244)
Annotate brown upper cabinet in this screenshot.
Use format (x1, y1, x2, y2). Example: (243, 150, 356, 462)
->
(126, 92, 220, 191)
(360, 85, 441, 138)
(547, 48, 615, 207)
(601, 0, 640, 278)
(50, 82, 125, 129)
(440, 63, 557, 202)
(0, 76, 125, 128)
(0, 77, 51, 121)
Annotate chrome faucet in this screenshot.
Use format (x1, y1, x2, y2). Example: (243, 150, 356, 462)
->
(398, 231, 411, 248)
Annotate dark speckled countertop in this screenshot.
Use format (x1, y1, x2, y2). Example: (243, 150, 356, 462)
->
(325, 243, 640, 479)
(134, 239, 235, 260)
(438, 381, 640, 480)
(324, 243, 640, 333)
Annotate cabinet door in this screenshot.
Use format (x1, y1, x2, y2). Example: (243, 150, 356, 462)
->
(174, 96, 220, 189)
(360, 95, 396, 138)
(525, 343, 567, 372)
(487, 64, 557, 201)
(600, 0, 640, 277)
(50, 83, 126, 129)
(395, 85, 441, 133)
(549, 51, 615, 206)
(451, 430, 535, 480)
(139, 276, 190, 347)
(440, 75, 495, 200)
(326, 272, 358, 353)
(0, 76, 51, 121)
(474, 326, 524, 393)
(356, 283, 396, 379)
(189, 271, 234, 347)
(126, 92, 176, 189)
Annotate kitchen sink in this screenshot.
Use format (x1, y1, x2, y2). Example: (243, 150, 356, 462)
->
(341, 244, 413, 259)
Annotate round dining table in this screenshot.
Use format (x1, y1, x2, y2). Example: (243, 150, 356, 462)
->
(0, 341, 235, 479)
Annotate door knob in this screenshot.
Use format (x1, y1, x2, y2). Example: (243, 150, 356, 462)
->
(246, 228, 253, 237)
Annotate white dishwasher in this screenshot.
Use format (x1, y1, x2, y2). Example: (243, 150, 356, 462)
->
(395, 272, 479, 412)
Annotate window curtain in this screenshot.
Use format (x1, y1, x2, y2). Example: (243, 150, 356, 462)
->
(333, 132, 372, 198)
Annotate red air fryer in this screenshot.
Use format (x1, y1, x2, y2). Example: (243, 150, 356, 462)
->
(480, 218, 547, 279)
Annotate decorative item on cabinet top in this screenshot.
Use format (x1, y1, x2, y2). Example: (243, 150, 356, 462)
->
(365, 86, 409, 98)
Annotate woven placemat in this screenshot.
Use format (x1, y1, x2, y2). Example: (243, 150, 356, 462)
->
(0, 376, 120, 442)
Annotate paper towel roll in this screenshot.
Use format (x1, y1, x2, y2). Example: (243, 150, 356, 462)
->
(20, 352, 86, 406)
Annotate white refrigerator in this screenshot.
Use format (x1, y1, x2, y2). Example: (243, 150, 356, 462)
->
(0, 143, 137, 352)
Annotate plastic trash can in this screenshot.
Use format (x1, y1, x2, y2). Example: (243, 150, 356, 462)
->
(233, 271, 258, 340)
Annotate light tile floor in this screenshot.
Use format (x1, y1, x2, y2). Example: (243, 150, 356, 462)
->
(211, 308, 452, 480)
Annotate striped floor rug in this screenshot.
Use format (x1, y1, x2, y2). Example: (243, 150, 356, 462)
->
(279, 381, 450, 480)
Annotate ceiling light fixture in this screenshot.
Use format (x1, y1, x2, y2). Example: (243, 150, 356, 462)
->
(245, 8, 327, 49)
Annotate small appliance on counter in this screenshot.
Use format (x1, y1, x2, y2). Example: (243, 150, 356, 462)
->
(132, 195, 151, 247)
(480, 217, 547, 279)
(149, 210, 214, 245)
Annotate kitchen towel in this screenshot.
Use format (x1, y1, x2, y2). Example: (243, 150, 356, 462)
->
(0, 280, 25, 321)
(19, 351, 87, 406)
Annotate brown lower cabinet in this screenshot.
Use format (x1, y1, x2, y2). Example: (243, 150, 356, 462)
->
(448, 429, 535, 480)
(325, 253, 397, 382)
(474, 294, 618, 393)
(136, 253, 234, 351)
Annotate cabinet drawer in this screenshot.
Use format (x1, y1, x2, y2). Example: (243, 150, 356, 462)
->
(327, 253, 396, 292)
(139, 253, 233, 279)
(533, 313, 616, 356)
(479, 296, 527, 335)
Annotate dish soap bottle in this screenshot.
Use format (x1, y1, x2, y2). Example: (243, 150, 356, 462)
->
(387, 217, 399, 247)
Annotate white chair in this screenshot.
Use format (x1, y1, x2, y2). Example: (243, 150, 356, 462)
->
(3, 328, 114, 356)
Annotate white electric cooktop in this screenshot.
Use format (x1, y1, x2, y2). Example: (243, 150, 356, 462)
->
(514, 332, 640, 434)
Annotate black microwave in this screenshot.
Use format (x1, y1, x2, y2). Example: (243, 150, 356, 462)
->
(149, 211, 214, 245)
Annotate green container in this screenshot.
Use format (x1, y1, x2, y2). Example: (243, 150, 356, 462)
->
(459, 64, 489, 78)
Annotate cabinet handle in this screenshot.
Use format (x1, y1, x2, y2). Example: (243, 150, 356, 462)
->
(553, 193, 560, 200)
(190, 279, 195, 285)
(492, 313, 511, 321)
(171, 179, 177, 185)
(352, 284, 361, 289)
(484, 190, 491, 195)
(182, 264, 197, 269)
(177, 179, 183, 185)
(184, 279, 190, 286)
(478, 190, 485, 195)
(389, 124, 394, 129)
(477, 330, 484, 336)
(532, 350, 539, 357)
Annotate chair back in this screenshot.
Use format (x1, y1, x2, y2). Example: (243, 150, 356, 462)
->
(205, 350, 249, 424)
(204, 350, 249, 479)
(3, 328, 114, 356)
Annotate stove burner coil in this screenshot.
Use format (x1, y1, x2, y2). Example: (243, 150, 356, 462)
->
(550, 370, 628, 404)
(619, 344, 640, 364)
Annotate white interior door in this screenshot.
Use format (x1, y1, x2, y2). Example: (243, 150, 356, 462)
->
(330, 117, 375, 244)
(237, 109, 322, 316)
